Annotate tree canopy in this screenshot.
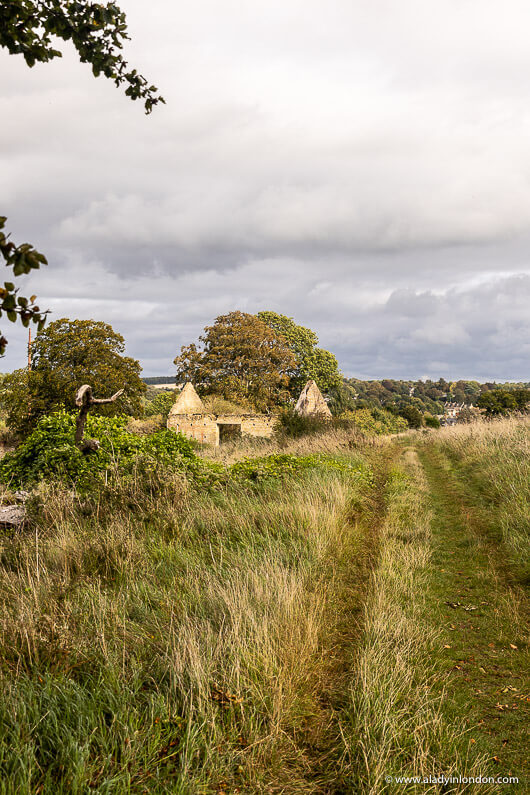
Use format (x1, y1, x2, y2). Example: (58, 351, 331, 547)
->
(477, 388, 530, 417)
(1, 0, 163, 354)
(0, 318, 145, 435)
(174, 311, 297, 411)
(257, 311, 341, 396)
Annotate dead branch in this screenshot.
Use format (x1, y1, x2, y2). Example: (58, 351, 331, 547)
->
(75, 384, 124, 453)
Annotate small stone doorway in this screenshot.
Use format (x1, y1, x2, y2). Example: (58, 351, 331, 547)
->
(217, 423, 242, 444)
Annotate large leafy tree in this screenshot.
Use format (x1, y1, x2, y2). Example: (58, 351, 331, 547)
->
(0, 318, 146, 435)
(477, 388, 530, 417)
(257, 311, 341, 397)
(0, 1, 163, 354)
(174, 311, 296, 411)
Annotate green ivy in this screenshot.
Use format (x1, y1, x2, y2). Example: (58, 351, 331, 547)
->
(0, 412, 199, 490)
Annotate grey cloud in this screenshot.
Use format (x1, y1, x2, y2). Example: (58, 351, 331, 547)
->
(1, 1, 530, 379)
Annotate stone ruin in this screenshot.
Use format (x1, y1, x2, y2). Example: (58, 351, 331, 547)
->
(167, 379, 331, 446)
(294, 379, 332, 418)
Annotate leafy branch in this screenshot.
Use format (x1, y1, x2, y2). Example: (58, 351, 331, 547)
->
(0, 217, 49, 355)
(0, 0, 165, 113)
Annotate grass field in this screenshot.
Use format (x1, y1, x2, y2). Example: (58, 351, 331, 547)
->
(0, 419, 527, 793)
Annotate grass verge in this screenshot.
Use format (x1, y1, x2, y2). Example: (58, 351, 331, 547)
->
(0, 455, 370, 793)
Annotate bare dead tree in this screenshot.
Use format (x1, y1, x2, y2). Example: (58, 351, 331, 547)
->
(75, 384, 124, 453)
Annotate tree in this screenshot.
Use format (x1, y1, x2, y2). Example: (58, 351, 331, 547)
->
(0, 1, 163, 353)
(174, 311, 296, 411)
(327, 379, 358, 415)
(0, 1, 163, 112)
(424, 413, 440, 429)
(399, 405, 423, 429)
(74, 383, 124, 452)
(513, 388, 530, 411)
(0, 217, 48, 355)
(477, 389, 525, 417)
(0, 318, 145, 434)
(257, 311, 341, 396)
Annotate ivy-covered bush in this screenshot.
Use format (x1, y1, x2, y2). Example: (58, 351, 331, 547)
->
(143, 390, 176, 418)
(0, 412, 372, 494)
(0, 412, 201, 490)
(275, 409, 332, 439)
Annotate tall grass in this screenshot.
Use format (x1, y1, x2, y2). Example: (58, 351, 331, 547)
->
(429, 417, 530, 583)
(0, 457, 366, 793)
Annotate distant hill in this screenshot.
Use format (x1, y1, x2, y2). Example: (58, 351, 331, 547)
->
(329, 377, 530, 417)
(142, 376, 175, 385)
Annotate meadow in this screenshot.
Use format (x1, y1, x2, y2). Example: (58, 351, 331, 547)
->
(0, 418, 527, 793)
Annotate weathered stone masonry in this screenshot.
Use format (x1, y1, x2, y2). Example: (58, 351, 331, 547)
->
(168, 380, 330, 446)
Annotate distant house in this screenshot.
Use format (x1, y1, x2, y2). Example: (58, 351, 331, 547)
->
(441, 402, 482, 425)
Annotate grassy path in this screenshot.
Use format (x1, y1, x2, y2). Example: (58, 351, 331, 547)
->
(335, 441, 528, 793)
(416, 443, 529, 789)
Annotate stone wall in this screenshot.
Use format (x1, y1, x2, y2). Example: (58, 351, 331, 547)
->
(240, 415, 275, 438)
(167, 412, 276, 446)
(167, 413, 219, 445)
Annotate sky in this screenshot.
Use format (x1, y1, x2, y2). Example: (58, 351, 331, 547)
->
(2, 0, 530, 380)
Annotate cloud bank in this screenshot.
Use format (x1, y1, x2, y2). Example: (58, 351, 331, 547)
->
(2, 0, 529, 379)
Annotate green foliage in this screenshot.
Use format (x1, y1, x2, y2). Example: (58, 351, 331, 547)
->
(0, 217, 48, 354)
(257, 311, 341, 396)
(0, 2, 162, 356)
(230, 452, 371, 485)
(477, 388, 530, 416)
(0, 1, 164, 113)
(341, 408, 408, 436)
(398, 405, 423, 429)
(174, 311, 296, 411)
(333, 377, 530, 422)
(0, 411, 367, 493)
(1, 318, 146, 435)
(275, 407, 333, 439)
(327, 381, 359, 415)
(0, 412, 198, 490)
(143, 390, 176, 418)
(276, 405, 407, 439)
(424, 414, 441, 429)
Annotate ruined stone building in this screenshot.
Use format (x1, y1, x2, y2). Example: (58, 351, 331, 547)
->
(167, 379, 331, 446)
(294, 379, 332, 418)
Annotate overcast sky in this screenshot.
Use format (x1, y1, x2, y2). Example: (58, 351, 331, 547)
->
(2, 0, 530, 380)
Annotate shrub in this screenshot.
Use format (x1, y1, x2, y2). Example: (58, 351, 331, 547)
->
(0, 412, 200, 491)
(398, 405, 423, 429)
(230, 453, 372, 485)
(340, 408, 408, 436)
(424, 414, 441, 429)
(143, 390, 176, 418)
(275, 408, 337, 439)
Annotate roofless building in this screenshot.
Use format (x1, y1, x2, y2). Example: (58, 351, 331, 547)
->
(167, 380, 331, 446)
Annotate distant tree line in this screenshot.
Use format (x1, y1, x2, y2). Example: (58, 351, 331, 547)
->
(328, 377, 530, 419)
(142, 376, 175, 385)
